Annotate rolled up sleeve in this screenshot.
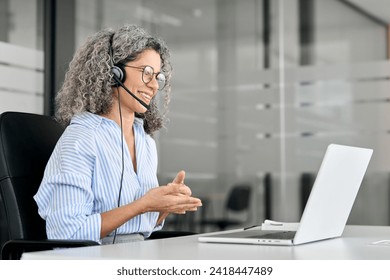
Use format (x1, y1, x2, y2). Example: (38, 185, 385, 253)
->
(37, 173, 101, 242)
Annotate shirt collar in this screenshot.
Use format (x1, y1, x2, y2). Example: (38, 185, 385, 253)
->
(71, 112, 100, 127)
(71, 111, 144, 129)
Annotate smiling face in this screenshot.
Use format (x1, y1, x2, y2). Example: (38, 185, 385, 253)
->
(118, 49, 162, 114)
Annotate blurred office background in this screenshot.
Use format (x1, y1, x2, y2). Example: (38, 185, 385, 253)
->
(1, 0, 390, 233)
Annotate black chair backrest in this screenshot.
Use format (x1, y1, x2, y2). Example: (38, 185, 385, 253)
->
(0, 112, 64, 250)
(225, 185, 252, 212)
(300, 173, 315, 215)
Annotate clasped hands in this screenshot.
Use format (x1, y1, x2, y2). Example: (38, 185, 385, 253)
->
(143, 170, 202, 224)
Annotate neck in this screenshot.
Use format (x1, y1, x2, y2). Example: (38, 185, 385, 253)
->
(104, 103, 135, 134)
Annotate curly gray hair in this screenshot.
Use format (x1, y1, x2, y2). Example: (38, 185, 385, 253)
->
(55, 24, 172, 135)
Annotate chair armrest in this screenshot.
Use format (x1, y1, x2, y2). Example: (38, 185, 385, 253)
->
(1, 239, 99, 260)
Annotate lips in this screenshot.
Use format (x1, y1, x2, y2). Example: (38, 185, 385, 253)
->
(139, 91, 152, 102)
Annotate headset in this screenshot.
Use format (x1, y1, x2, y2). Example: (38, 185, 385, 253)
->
(108, 34, 150, 110)
(108, 33, 150, 244)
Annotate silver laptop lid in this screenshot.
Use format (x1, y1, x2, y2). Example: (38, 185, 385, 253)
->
(293, 144, 373, 244)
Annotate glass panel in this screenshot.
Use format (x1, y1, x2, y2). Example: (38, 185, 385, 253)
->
(0, 0, 44, 114)
(73, 0, 390, 231)
(276, 0, 390, 224)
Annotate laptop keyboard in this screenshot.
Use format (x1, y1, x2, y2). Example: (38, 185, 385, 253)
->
(247, 231, 296, 240)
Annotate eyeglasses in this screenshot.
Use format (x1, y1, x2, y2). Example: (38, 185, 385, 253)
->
(123, 65, 166, 90)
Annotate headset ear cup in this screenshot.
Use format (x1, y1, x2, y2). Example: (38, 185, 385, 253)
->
(111, 65, 126, 86)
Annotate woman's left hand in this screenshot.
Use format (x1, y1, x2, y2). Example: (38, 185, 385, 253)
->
(156, 170, 194, 225)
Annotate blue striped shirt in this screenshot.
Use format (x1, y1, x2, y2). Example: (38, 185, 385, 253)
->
(34, 112, 161, 243)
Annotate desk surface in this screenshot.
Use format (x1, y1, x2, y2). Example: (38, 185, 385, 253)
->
(21, 226, 390, 260)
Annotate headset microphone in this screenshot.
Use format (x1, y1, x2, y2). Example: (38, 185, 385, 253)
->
(112, 75, 150, 110)
(109, 34, 149, 110)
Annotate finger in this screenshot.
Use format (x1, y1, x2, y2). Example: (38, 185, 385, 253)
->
(172, 204, 200, 214)
(164, 183, 182, 194)
(172, 170, 185, 184)
(161, 198, 201, 211)
(176, 196, 202, 206)
(178, 184, 192, 196)
(176, 207, 198, 213)
(173, 204, 202, 214)
(167, 183, 192, 196)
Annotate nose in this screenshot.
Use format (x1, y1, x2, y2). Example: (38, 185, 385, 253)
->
(146, 75, 159, 92)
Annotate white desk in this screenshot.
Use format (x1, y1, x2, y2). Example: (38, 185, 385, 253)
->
(21, 225, 390, 260)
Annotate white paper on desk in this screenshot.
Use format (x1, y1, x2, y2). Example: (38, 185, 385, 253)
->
(261, 219, 299, 231)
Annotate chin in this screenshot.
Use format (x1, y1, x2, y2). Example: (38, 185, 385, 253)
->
(136, 106, 148, 114)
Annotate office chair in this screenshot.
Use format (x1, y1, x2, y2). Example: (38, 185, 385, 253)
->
(199, 184, 252, 232)
(0, 111, 98, 260)
(263, 173, 272, 219)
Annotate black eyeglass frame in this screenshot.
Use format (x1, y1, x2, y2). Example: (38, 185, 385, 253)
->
(122, 64, 166, 90)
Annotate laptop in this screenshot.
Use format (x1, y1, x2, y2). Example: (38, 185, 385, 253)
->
(198, 144, 373, 246)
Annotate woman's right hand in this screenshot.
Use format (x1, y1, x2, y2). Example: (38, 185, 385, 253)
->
(140, 183, 202, 214)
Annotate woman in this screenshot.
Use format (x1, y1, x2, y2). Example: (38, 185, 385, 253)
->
(34, 24, 202, 244)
